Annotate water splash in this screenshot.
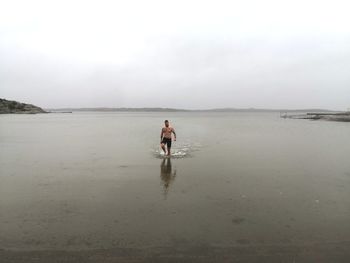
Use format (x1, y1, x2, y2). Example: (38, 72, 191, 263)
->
(152, 140, 201, 159)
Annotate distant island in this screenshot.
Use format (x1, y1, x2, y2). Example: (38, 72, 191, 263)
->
(0, 98, 47, 114)
(281, 111, 350, 122)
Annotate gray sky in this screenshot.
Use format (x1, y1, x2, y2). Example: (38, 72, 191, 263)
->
(0, 0, 349, 110)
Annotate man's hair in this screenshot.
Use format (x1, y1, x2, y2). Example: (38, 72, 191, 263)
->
(164, 120, 169, 123)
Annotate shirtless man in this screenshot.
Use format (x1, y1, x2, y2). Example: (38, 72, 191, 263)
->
(160, 120, 176, 156)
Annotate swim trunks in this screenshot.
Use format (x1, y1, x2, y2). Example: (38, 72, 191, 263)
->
(161, 137, 172, 148)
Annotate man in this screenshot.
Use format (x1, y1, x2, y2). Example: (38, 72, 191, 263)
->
(160, 120, 176, 156)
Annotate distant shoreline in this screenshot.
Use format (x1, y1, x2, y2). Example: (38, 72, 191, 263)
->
(0, 97, 343, 114)
(45, 107, 337, 113)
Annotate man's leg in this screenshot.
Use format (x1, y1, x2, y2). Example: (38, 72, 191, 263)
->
(160, 143, 166, 154)
(167, 139, 172, 156)
(167, 146, 171, 156)
(167, 140, 171, 156)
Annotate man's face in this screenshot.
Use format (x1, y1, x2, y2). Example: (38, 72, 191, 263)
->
(165, 121, 169, 127)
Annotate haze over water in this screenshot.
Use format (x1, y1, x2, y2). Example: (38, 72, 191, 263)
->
(1, 112, 349, 261)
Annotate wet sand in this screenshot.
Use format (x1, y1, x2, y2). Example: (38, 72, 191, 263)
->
(1, 112, 350, 262)
(2, 242, 350, 263)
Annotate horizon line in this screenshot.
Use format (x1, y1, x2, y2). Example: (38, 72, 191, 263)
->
(45, 107, 341, 112)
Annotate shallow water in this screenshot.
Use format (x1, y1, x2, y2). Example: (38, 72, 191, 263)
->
(0, 112, 350, 259)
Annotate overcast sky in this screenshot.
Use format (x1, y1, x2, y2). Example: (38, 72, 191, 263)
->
(0, 0, 349, 110)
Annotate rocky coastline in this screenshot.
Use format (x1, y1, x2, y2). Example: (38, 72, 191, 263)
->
(281, 111, 350, 122)
(0, 98, 48, 114)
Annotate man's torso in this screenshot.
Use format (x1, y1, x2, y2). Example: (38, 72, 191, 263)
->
(162, 127, 173, 139)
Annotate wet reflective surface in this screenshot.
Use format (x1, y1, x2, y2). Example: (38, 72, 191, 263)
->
(160, 158, 177, 199)
(0, 112, 350, 262)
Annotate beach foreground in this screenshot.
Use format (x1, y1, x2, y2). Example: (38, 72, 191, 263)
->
(2, 242, 350, 263)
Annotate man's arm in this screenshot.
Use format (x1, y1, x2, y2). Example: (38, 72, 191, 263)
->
(172, 128, 176, 141)
(160, 128, 163, 142)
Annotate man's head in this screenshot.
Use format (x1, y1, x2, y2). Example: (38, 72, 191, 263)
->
(164, 120, 169, 127)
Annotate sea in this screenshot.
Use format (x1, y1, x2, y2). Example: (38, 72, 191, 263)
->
(1, 111, 350, 260)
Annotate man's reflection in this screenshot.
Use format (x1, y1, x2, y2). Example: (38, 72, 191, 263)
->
(160, 158, 176, 199)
